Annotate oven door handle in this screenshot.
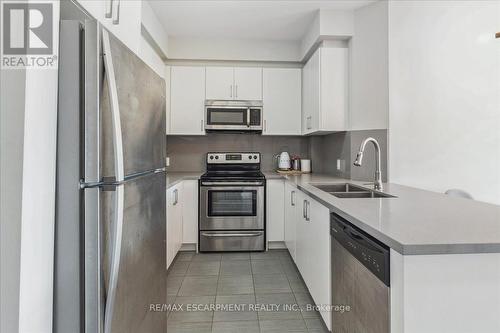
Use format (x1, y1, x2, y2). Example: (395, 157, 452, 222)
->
(201, 232, 264, 238)
(201, 181, 264, 186)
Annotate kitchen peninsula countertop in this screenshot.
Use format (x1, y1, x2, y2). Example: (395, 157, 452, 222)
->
(264, 172, 500, 255)
(167, 171, 500, 255)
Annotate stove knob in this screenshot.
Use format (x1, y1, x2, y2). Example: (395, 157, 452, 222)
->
(253, 155, 258, 160)
(215, 156, 219, 160)
(248, 156, 253, 159)
(209, 156, 214, 160)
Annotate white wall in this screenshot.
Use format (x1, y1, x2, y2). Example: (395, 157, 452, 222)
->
(139, 36, 166, 78)
(388, 0, 500, 204)
(350, 1, 388, 130)
(141, 0, 169, 57)
(0, 2, 60, 331)
(300, 9, 354, 60)
(168, 36, 301, 62)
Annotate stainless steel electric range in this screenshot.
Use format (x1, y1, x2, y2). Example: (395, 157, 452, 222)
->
(199, 152, 266, 252)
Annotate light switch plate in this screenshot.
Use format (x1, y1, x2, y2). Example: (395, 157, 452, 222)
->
(166, 157, 170, 167)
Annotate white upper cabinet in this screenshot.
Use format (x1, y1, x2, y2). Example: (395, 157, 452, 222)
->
(76, 0, 141, 53)
(302, 47, 349, 134)
(206, 67, 262, 101)
(234, 67, 262, 100)
(263, 68, 302, 135)
(170, 66, 206, 135)
(206, 67, 234, 100)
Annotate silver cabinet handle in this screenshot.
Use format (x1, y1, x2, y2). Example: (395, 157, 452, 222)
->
(306, 201, 310, 221)
(173, 189, 178, 205)
(200, 119, 204, 132)
(303, 199, 307, 219)
(235, 85, 238, 98)
(230, 85, 233, 98)
(102, 29, 125, 333)
(246, 108, 250, 127)
(291, 191, 295, 206)
(201, 232, 263, 238)
(105, 0, 112, 18)
(264, 119, 267, 132)
(112, 0, 120, 25)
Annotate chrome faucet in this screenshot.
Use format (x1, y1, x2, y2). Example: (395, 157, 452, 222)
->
(353, 137, 383, 191)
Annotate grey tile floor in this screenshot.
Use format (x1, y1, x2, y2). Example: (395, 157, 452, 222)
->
(167, 250, 329, 333)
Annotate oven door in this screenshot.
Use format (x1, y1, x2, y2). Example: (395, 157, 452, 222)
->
(200, 183, 265, 230)
(205, 106, 262, 131)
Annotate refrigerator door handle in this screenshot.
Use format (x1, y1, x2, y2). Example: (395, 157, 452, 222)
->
(102, 28, 125, 333)
(103, 184, 124, 333)
(102, 29, 125, 182)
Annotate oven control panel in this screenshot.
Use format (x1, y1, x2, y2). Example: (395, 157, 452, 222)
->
(207, 153, 260, 164)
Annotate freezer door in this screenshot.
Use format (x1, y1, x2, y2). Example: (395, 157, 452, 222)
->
(100, 32, 166, 177)
(101, 172, 167, 333)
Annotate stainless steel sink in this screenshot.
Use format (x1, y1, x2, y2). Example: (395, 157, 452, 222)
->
(312, 183, 369, 193)
(331, 191, 395, 199)
(312, 183, 396, 199)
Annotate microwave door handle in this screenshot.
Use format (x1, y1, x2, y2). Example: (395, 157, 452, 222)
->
(247, 108, 250, 127)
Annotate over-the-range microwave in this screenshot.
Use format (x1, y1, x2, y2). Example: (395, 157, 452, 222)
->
(205, 100, 263, 132)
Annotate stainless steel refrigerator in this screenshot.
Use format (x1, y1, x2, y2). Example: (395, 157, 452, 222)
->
(54, 2, 167, 332)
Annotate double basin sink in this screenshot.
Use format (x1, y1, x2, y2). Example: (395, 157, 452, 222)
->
(312, 183, 396, 199)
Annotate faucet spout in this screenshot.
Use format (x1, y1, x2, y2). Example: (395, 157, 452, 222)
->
(353, 137, 383, 191)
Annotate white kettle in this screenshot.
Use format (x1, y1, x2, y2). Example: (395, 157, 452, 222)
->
(276, 152, 291, 170)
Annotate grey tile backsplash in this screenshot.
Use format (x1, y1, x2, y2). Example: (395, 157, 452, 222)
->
(309, 129, 388, 181)
(166, 134, 310, 172)
(166, 130, 387, 182)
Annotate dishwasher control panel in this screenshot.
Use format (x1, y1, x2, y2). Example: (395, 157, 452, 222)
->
(330, 213, 390, 286)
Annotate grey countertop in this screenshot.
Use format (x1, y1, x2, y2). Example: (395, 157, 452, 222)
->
(168, 171, 500, 255)
(265, 172, 500, 255)
(166, 172, 203, 189)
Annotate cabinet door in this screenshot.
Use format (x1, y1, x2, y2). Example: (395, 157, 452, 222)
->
(181, 180, 198, 244)
(165, 66, 171, 135)
(284, 183, 298, 261)
(166, 184, 183, 269)
(266, 180, 285, 242)
(166, 187, 175, 268)
(320, 48, 349, 131)
(234, 67, 262, 100)
(263, 68, 301, 135)
(294, 191, 308, 277)
(76, 0, 141, 53)
(306, 196, 331, 330)
(170, 66, 206, 135)
(206, 67, 234, 100)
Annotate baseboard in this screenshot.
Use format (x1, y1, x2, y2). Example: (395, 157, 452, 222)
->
(268, 241, 287, 249)
(180, 243, 197, 252)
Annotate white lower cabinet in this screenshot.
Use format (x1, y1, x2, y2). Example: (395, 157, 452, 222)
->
(266, 179, 285, 243)
(181, 180, 199, 245)
(290, 186, 331, 330)
(284, 182, 298, 260)
(166, 183, 183, 269)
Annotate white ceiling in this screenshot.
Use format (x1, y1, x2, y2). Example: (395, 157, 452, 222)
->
(148, 0, 375, 41)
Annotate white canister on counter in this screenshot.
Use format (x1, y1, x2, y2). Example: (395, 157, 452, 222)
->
(301, 159, 311, 173)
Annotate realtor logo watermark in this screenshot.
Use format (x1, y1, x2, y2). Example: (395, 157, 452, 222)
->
(1, 1, 57, 68)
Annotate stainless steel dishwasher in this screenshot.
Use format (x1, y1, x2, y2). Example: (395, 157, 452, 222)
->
(330, 213, 390, 333)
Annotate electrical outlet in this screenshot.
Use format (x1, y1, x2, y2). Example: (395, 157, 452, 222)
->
(166, 157, 170, 167)
(337, 159, 345, 172)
